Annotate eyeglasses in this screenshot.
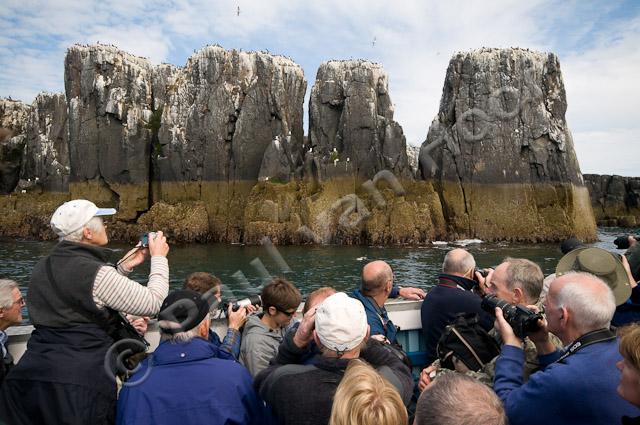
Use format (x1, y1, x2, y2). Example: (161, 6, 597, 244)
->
(13, 297, 25, 307)
(275, 306, 296, 317)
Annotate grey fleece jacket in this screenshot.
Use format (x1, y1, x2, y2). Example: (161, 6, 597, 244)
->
(239, 314, 288, 377)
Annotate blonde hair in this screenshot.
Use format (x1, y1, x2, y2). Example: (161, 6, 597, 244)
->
(329, 359, 407, 425)
(619, 323, 640, 371)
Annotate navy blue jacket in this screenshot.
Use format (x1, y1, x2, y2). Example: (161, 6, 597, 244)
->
(613, 285, 640, 327)
(420, 274, 494, 364)
(117, 338, 271, 425)
(495, 339, 640, 425)
(352, 289, 398, 343)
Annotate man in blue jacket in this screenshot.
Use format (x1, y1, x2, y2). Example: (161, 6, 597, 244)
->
(493, 272, 640, 425)
(117, 289, 270, 425)
(352, 260, 425, 344)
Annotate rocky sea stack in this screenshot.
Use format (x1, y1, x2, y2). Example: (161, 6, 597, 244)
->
(0, 44, 604, 244)
(420, 48, 596, 241)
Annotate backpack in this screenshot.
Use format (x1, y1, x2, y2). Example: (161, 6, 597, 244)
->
(436, 313, 500, 372)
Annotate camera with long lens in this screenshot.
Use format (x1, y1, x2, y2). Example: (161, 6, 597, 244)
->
(481, 294, 543, 338)
(222, 295, 262, 313)
(614, 235, 640, 250)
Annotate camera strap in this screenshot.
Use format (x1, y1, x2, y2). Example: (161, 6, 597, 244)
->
(554, 328, 616, 364)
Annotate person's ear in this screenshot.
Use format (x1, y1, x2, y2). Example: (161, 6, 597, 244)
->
(267, 306, 277, 316)
(82, 226, 92, 240)
(513, 287, 524, 305)
(559, 307, 569, 326)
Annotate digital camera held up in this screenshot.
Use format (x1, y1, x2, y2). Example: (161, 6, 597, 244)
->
(139, 232, 157, 247)
(614, 235, 640, 250)
(481, 294, 542, 338)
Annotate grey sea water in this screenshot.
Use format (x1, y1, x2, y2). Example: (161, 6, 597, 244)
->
(1, 227, 637, 322)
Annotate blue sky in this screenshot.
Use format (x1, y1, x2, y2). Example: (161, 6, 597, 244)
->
(1, 0, 638, 176)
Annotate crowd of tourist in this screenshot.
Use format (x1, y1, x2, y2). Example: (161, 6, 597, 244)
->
(0, 198, 639, 425)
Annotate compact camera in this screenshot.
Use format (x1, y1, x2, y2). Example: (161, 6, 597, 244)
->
(139, 232, 157, 247)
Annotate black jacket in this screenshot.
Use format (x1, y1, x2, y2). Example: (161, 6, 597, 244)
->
(420, 273, 494, 364)
(255, 333, 413, 425)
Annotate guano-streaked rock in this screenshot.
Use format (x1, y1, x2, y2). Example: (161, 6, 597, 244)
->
(65, 44, 154, 219)
(420, 48, 596, 241)
(308, 60, 412, 180)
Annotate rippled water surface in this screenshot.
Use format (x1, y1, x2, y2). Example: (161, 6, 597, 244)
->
(1, 227, 637, 322)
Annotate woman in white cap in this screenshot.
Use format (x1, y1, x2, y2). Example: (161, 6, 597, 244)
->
(0, 199, 170, 425)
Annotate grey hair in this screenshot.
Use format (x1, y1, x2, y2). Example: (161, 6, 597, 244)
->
(442, 249, 475, 275)
(62, 216, 104, 242)
(0, 279, 19, 309)
(415, 374, 506, 425)
(554, 272, 616, 334)
(503, 257, 544, 304)
(160, 313, 210, 343)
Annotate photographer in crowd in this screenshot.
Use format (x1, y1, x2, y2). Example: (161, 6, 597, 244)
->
(240, 277, 301, 377)
(493, 272, 639, 425)
(419, 258, 555, 389)
(0, 199, 170, 425)
(184, 272, 255, 360)
(117, 290, 268, 425)
(555, 246, 638, 326)
(0, 279, 23, 385)
(420, 248, 494, 364)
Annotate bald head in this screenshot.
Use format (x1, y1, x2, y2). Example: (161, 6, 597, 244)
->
(549, 272, 616, 335)
(361, 261, 393, 296)
(442, 249, 475, 276)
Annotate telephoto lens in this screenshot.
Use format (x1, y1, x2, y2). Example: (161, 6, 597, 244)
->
(614, 236, 640, 250)
(481, 294, 543, 338)
(223, 295, 262, 313)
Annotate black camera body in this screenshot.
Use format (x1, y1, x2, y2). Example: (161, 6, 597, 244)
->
(139, 232, 157, 247)
(222, 295, 262, 313)
(614, 236, 640, 250)
(481, 294, 542, 338)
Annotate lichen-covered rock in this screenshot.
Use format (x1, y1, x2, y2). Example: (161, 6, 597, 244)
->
(308, 60, 412, 180)
(152, 46, 306, 184)
(0, 99, 31, 193)
(0, 99, 30, 136)
(420, 48, 596, 241)
(584, 174, 640, 227)
(19, 93, 70, 192)
(137, 201, 210, 242)
(65, 44, 154, 219)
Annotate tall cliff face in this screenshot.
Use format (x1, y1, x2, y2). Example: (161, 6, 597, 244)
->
(584, 174, 640, 227)
(151, 46, 307, 241)
(0, 99, 30, 194)
(19, 93, 70, 192)
(308, 60, 411, 180)
(153, 47, 306, 184)
(420, 48, 595, 241)
(65, 45, 154, 219)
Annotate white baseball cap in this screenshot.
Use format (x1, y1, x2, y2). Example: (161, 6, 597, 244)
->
(315, 292, 368, 354)
(50, 199, 116, 237)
